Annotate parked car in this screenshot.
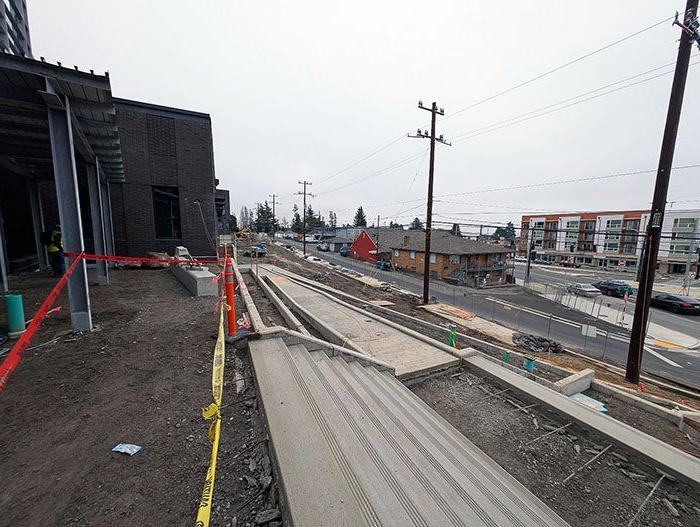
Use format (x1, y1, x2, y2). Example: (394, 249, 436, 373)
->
(514, 255, 527, 262)
(558, 260, 581, 268)
(245, 243, 266, 257)
(533, 258, 552, 265)
(316, 243, 329, 252)
(593, 280, 633, 298)
(566, 283, 602, 297)
(374, 260, 392, 271)
(339, 247, 348, 257)
(650, 294, 700, 315)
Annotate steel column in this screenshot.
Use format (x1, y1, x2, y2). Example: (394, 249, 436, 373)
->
(104, 180, 115, 257)
(0, 205, 8, 294)
(86, 163, 109, 284)
(47, 94, 92, 332)
(27, 178, 49, 270)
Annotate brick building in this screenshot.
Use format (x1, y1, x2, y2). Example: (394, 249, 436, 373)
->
(109, 98, 217, 257)
(349, 228, 512, 284)
(519, 209, 700, 274)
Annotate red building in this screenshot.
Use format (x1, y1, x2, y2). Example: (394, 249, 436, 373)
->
(349, 230, 379, 263)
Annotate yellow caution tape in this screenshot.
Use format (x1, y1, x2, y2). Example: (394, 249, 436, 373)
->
(195, 307, 226, 527)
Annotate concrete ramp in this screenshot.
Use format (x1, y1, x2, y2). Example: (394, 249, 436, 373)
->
(252, 335, 569, 526)
(263, 269, 459, 379)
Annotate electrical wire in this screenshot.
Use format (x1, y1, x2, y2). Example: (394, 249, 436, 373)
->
(442, 14, 677, 121)
(435, 164, 700, 200)
(450, 60, 700, 145)
(314, 134, 407, 186)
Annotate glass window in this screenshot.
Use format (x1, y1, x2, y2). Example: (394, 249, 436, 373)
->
(152, 186, 181, 239)
(429, 253, 437, 264)
(449, 254, 459, 264)
(409, 251, 416, 260)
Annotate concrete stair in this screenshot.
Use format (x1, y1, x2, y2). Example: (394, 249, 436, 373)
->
(252, 336, 569, 527)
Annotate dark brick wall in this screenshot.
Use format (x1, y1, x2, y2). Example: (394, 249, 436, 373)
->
(111, 100, 216, 257)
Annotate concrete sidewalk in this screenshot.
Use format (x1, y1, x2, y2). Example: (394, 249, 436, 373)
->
(260, 266, 460, 380)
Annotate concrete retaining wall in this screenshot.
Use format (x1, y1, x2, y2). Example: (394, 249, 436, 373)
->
(170, 264, 217, 296)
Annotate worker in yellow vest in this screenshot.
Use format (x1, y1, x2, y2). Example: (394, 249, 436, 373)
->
(45, 224, 64, 276)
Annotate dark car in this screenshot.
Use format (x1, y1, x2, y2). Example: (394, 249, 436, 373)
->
(650, 294, 700, 315)
(375, 260, 392, 271)
(339, 247, 348, 257)
(243, 243, 267, 257)
(593, 280, 633, 298)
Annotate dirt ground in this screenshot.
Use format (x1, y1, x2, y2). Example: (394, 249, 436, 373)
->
(0, 267, 279, 526)
(411, 371, 700, 527)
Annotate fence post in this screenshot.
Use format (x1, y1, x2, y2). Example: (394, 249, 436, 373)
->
(602, 330, 610, 361)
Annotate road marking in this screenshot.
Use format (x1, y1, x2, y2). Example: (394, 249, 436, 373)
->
(644, 346, 683, 368)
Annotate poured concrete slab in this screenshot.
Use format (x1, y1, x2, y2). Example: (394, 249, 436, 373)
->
(265, 272, 459, 379)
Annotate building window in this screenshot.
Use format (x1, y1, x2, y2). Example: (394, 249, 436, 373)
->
(393, 249, 400, 257)
(429, 253, 437, 264)
(152, 186, 182, 239)
(673, 217, 696, 230)
(409, 250, 416, 260)
(449, 254, 459, 264)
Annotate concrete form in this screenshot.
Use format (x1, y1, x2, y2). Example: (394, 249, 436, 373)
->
(259, 266, 462, 380)
(554, 368, 594, 396)
(250, 331, 569, 527)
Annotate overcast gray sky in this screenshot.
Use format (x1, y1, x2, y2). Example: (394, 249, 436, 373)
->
(30, 1, 700, 235)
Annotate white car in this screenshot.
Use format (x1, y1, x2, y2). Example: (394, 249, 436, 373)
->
(567, 283, 602, 297)
(514, 255, 527, 262)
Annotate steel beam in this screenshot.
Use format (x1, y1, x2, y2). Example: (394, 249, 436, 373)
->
(27, 178, 49, 270)
(86, 163, 109, 285)
(47, 90, 92, 332)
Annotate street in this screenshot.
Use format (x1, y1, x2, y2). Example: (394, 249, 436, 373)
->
(281, 241, 700, 390)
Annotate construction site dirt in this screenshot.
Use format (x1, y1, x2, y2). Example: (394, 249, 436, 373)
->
(412, 372, 700, 527)
(0, 267, 278, 527)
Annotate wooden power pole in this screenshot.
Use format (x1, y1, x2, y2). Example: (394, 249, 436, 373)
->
(268, 193, 277, 233)
(626, 1, 699, 384)
(296, 181, 313, 255)
(409, 101, 451, 304)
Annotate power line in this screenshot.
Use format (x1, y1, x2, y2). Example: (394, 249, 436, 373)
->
(314, 134, 407, 186)
(314, 148, 428, 197)
(450, 59, 700, 145)
(435, 164, 700, 199)
(443, 14, 677, 121)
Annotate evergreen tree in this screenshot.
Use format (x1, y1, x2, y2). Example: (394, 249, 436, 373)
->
(450, 223, 461, 236)
(328, 211, 337, 229)
(409, 217, 423, 230)
(291, 204, 303, 233)
(389, 221, 404, 229)
(230, 214, 239, 233)
(254, 201, 275, 234)
(353, 206, 367, 227)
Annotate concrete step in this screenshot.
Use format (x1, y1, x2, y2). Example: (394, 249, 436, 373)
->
(344, 359, 568, 527)
(277, 342, 568, 526)
(252, 337, 370, 526)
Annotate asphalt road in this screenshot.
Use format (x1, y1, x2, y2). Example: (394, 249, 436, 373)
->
(281, 241, 700, 390)
(516, 262, 700, 338)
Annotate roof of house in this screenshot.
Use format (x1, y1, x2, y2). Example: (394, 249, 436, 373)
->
(360, 228, 512, 255)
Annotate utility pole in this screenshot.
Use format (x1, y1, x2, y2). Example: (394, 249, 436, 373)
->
(296, 181, 314, 255)
(626, 1, 698, 384)
(268, 193, 277, 234)
(525, 226, 533, 284)
(409, 100, 451, 304)
(376, 214, 380, 261)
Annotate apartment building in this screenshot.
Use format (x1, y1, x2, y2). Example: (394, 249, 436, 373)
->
(519, 209, 700, 274)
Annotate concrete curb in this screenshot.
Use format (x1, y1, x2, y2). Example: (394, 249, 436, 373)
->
(247, 267, 311, 336)
(235, 266, 266, 332)
(263, 274, 367, 355)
